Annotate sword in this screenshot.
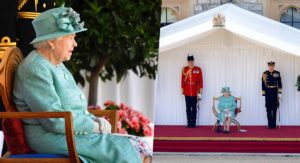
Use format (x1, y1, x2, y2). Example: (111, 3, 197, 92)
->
(277, 97, 281, 129)
(196, 97, 201, 126)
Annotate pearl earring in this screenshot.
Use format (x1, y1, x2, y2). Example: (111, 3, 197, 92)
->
(52, 46, 55, 50)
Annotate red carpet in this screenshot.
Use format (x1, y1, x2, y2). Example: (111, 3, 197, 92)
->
(154, 125, 300, 153)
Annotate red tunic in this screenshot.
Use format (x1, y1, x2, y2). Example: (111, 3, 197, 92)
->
(181, 66, 203, 96)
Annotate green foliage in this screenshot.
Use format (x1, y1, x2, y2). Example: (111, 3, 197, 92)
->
(105, 105, 119, 111)
(63, 0, 161, 86)
(55, 0, 65, 6)
(297, 75, 300, 92)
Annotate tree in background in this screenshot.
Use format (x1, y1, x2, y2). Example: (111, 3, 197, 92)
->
(57, 0, 161, 105)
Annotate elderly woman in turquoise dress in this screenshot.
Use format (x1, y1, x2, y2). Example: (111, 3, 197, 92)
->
(13, 6, 152, 163)
(215, 87, 237, 133)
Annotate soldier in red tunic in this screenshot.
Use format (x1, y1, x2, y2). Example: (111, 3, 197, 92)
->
(181, 55, 203, 128)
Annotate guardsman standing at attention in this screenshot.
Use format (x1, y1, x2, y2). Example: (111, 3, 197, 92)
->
(262, 61, 282, 129)
(181, 55, 203, 128)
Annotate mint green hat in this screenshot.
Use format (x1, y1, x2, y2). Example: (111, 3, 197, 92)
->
(30, 5, 87, 44)
(221, 87, 232, 93)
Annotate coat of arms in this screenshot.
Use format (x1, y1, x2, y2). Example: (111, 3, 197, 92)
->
(213, 13, 225, 27)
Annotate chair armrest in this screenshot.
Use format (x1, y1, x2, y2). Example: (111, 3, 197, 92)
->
(212, 105, 219, 116)
(235, 97, 242, 109)
(213, 97, 218, 101)
(212, 97, 219, 116)
(235, 97, 241, 101)
(0, 112, 79, 163)
(88, 110, 118, 133)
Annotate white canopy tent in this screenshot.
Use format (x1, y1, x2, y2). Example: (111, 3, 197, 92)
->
(155, 3, 300, 126)
(159, 3, 300, 55)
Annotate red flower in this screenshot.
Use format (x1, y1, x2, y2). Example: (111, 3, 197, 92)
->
(131, 117, 139, 128)
(119, 102, 128, 110)
(125, 118, 134, 128)
(134, 125, 140, 132)
(104, 100, 152, 136)
(143, 127, 151, 136)
(117, 110, 126, 120)
(139, 114, 150, 123)
(104, 100, 116, 107)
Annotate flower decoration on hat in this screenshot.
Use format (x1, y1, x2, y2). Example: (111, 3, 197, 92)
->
(52, 6, 85, 32)
(221, 87, 232, 93)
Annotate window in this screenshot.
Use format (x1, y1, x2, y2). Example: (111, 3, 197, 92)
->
(280, 7, 300, 29)
(161, 8, 178, 27)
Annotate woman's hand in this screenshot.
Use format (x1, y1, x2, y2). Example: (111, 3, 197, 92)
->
(94, 117, 112, 134)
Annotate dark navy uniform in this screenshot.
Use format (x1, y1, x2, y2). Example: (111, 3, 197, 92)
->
(262, 64, 282, 129)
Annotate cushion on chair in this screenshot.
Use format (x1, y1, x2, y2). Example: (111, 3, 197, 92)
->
(2, 118, 33, 154)
(2, 104, 33, 154)
(9, 153, 68, 158)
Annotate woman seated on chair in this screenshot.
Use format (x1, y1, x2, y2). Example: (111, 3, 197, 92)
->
(13, 6, 151, 163)
(217, 87, 237, 134)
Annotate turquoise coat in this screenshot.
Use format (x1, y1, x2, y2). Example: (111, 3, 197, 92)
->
(217, 95, 237, 122)
(13, 50, 141, 163)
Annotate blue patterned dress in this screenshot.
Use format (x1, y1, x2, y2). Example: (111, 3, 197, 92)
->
(217, 95, 237, 122)
(13, 50, 151, 163)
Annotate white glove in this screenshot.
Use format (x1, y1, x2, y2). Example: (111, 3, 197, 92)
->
(94, 117, 111, 134)
(197, 93, 202, 100)
(278, 93, 282, 100)
(93, 121, 101, 133)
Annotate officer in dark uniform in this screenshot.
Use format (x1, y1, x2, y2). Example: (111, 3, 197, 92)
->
(0, 0, 56, 155)
(262, 61, 282, 129)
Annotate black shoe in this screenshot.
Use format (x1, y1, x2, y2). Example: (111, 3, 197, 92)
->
(224, 130, 230, 134)
(191, 123, 197, 128)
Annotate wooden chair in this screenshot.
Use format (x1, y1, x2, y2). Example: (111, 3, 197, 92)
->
(0, 47, 118, 162)
(212, 97, 241, 132)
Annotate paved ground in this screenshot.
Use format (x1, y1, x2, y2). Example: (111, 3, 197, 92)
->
(153, 153, 300, 163)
